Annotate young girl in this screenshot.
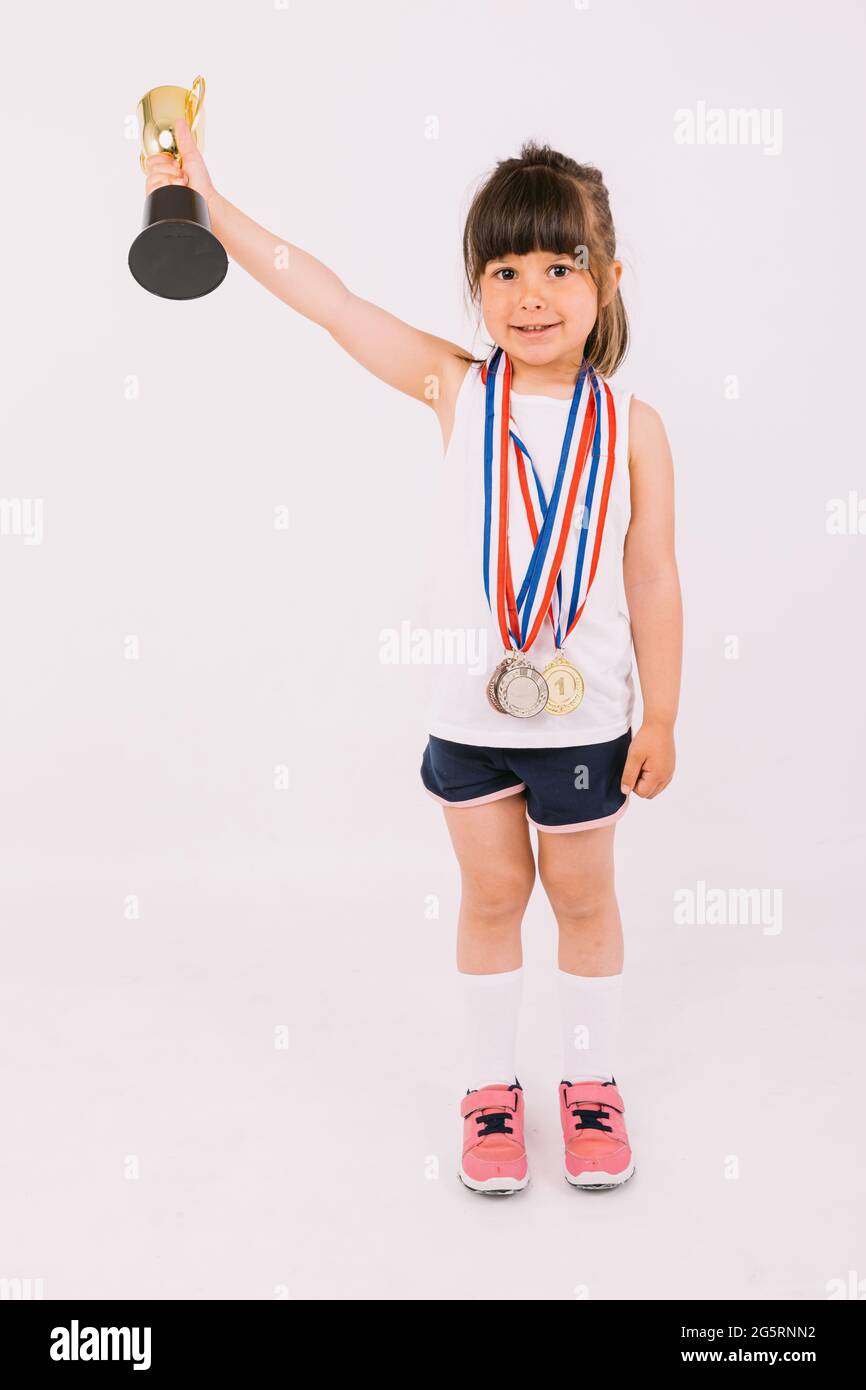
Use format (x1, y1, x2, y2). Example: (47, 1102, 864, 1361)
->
(145, 129, 682, 1196)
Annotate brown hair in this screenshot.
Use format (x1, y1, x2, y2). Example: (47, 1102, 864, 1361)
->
(457, 141, 629, 377)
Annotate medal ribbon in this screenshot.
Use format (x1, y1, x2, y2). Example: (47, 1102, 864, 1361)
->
(483, 346, 591, 651)
(513, 369, 618, 644)
(511, 431, 561, 644)
(481, 348, 616, 655)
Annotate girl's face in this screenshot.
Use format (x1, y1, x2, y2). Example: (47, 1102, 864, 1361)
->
(480, 249, 620, 368)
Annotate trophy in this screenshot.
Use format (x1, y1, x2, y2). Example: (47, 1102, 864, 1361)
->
(128, 75, 228, 300)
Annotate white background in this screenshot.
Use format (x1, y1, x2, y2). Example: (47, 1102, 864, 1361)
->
(0, 0, 863, 1299)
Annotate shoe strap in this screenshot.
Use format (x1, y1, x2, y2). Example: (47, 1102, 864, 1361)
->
(461, 1088, 518, 1119)
(562, 1081, 624, 1113)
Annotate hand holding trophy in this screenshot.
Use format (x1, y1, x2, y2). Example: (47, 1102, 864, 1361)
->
(128, 75, 228, 300)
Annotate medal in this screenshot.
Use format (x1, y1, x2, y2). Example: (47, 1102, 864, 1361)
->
(495, 658, 549, 717)
(480, 348, 617, 718)
(486, 652, 513, 713)
(542, 649, 585, 714)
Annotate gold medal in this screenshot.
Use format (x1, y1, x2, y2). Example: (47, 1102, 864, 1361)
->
(542, 650, 585, 714)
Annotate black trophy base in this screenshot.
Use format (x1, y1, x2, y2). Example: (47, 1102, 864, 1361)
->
(128, 184, 228, 300)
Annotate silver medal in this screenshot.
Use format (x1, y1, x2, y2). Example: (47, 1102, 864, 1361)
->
(494, 658, 549, 718)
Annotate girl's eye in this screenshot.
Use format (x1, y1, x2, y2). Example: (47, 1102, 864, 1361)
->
(492, 264, 573, 281)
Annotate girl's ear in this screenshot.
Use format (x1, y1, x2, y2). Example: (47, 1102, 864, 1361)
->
(600, 260, 623, 309)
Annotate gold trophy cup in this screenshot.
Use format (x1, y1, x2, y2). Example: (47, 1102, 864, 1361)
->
(128, 75, 228, 300)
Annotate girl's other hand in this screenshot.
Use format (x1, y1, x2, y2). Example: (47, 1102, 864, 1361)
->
(143, 116, 216, 204)
(620, 721, 676, 799)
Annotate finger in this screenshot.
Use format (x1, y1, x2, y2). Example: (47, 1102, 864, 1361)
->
(146, 169, 187, 184)
(146, 175, 188, 195)
(643, 781, 663, 798)
(620, 752, 644, 794)
(633, 770, 658, 798)
(145, 153, 180, 173)
(174, 117, 198, 163)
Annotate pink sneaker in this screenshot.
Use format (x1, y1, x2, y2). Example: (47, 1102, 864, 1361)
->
(459, 1082, 529, 1195)
(559, 1077, 635, 1189)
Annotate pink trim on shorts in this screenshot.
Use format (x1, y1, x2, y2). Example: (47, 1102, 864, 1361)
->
(528, 793, 630, 834)
(424, 782, 526, 809)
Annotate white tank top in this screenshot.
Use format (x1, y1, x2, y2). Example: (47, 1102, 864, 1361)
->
(421, 361, 636, 748)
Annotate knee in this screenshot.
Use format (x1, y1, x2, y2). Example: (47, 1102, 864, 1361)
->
(539, 866, 614, 925)
(461, 861, 535, 922)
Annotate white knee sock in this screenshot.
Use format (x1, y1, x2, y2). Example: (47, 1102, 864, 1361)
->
(558, 969, 623, 1083)
(458, 967, 523, 1090)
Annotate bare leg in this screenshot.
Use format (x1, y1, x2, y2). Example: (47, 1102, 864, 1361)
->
(536, 823, 622, 974)
(442, 792, 536, 973)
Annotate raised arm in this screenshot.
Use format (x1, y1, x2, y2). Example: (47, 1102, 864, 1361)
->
(145, 120, 470, 417)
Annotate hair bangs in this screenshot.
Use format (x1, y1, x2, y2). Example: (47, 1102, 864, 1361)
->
(468, 166, 588, 275)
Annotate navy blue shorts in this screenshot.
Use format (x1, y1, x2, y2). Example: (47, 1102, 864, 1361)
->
(420, 729, 633, 833)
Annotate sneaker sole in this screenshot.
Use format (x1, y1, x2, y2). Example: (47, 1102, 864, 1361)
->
(459, 1170, 530, 1196)
(565, 1161, 635, 1190)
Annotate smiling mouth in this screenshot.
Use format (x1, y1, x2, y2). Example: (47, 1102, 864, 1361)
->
(512, 322, 561, 334)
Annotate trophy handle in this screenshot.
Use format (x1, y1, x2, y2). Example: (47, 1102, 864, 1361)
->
(186, 75, 206, 135)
